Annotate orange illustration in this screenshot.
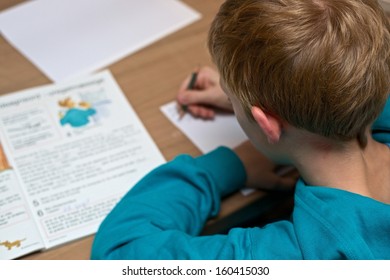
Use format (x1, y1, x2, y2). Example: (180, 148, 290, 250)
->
(0, 143, 11, 171)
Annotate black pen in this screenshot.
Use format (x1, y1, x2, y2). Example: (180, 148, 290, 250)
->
(179, 71, 198, 120)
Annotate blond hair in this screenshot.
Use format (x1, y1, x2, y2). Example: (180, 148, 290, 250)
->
(208, 0, 390, 146)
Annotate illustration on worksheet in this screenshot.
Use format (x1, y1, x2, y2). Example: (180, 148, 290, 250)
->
(0, 142, 11, 172)
(57, 88, 112, 137)
(58, 97, 97, 128)
(0, 238, 26, 251)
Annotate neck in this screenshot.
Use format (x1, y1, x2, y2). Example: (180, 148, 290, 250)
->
(289, 133, 390, 203)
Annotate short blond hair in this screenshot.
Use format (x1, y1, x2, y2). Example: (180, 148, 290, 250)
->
(208, 0, 390, 146)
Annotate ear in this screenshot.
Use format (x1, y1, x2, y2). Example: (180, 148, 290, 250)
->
(251, 106, 283, 144)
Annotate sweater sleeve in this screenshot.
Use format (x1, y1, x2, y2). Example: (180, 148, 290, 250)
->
(91, 146, 250, 259)
(372, 96, 390, 143)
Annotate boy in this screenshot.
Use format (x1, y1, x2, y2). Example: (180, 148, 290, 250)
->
(91, 0, 390, 259)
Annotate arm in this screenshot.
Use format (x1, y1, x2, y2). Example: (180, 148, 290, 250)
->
(91, 144, 297, 259)
(91, 147, 246, 259)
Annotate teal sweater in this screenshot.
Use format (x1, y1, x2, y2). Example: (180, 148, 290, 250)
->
(91, 99, 390, 259)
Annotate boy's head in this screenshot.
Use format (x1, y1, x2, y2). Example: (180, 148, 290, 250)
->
(208, 0, 390, 147)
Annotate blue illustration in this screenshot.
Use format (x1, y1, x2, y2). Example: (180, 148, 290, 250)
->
(58, 97, 96, 128)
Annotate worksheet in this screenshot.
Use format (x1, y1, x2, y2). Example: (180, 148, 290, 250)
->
(0, 70, 165, 259)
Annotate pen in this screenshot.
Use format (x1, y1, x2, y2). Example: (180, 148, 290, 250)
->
(179, 71, 198, 120)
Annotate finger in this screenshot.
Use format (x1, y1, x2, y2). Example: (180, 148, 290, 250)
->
(178, 67, 210, 92)
(188, 105, 215, 119)
(196, 66, 219, 86)
(178, 76, 192, 92)
(177, 89, 217, 106)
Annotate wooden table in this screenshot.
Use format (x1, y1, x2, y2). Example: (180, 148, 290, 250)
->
(0, 0, 293, 259)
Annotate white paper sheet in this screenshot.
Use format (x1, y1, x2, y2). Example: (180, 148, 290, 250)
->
(0, 0, 201, 82)
(160, 101, 248, 154)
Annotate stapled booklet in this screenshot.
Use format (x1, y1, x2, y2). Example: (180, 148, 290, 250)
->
(0, 70, 165, 259)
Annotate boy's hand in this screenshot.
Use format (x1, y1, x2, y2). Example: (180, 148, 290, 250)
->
(234, 141, 298, 192)
(177, 66, 233, 119)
